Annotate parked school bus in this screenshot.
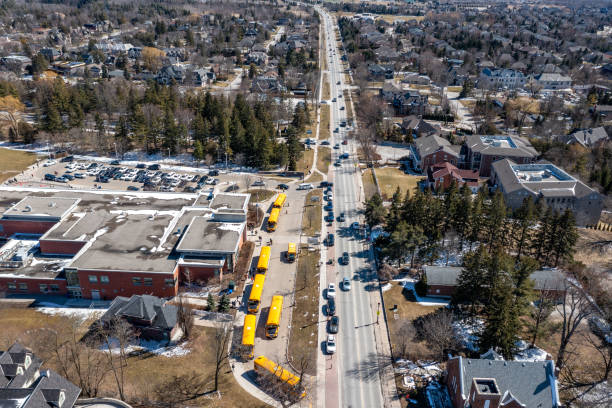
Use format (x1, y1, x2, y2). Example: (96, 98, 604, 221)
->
(257, 246, 271, 274)
(248, 273, 266, 313)
(265, 295, 283, 339)
(287, 242, 296, 262)
(242, 314, 256, 359)
(273, 193, 286, 208)
(267, 207, 280, 232)
(254, 356, 306, 399)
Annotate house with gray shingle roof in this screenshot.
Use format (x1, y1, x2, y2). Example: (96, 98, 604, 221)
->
(99, 294, 179, 341)
(490, 159, 603, 226)
(565, 127, 609, 148)
(0, 343, 80, 407)
(446, 356, 560, 408)
(413, 135, 461, 173)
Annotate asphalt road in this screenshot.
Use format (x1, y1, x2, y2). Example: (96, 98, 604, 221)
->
(318, 7, 385, 408)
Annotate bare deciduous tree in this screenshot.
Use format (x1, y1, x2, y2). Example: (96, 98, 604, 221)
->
(154, 371, 213, 407)
(176, 295, 194, 340)
(528, 288, 555, 348)
(394, 320, 416, 360)
(212, 324, 232, 392)
(419, 309, 457, 359)
(99, 317, 136, 401)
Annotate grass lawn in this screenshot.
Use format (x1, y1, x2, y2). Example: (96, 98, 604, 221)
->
(247, 189, 276, 203)
(319, 105, 330, 140)
(368, 81, 384, 88)
(459, 99, 476, 108)
(301, 189, 323, 237)
(317, 147, 331, 175)
(447, 86, 462, 93)
(362, 168, 378, 200)
(296, 148, 315, 174)
(375, 167, 424, 200)
(344, 90, 354, 120)
(0, 148, 37, 183)
(0, 309, 265, 407)
(287, 245, 320, 376)
(344, 74, 352, 84)
(323, 74, 330, 100)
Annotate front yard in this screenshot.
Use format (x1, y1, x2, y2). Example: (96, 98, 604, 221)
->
(0, 147, 37, 183)
(375, 167, 424, 200)
(301, 189, 323, 237)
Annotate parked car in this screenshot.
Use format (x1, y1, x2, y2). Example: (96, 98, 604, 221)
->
(127, 186, 139, 191)
(73, 173, 84, 179)
(60, 155, 74, 163)
(55, 176, 68, 183)
(297, 183, 314, 190)
(351, 222, 360, 230)
(328, 315, 339, 334)
(324, 203, 333, 212)
(136, 163, 146, 169)
(208, 169, 219, 176)
(333, 144, 340, 149)
(63, 174, 74, 181)
(326, 335, 337, 354)
(327, 283, 336, 299)
(340, 106, 345, 111)
(251, 180, 266, 187)
(44, 173, 56, 181)
(338, 212, 345, 222)
(321, 140, 330, 145)
(326, 233, 335, 246)
(324, 212, 334, 222)
(342, 277, 351, 291)
(334, 160, 341, 167)
(110, 160, 121, 165)
(43, 160, 57, 167)
(340, 252, 349, 265)
(148, 164, 161, 170)
(327, 298, 336, 316)
(277, 183, 289, 190)
(340, 153, 349, 159)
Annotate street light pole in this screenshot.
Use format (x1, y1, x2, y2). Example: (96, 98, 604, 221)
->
(376, 302, 380, 325)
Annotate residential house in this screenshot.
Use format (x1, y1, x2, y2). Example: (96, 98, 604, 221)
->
(564, 127, 609, 147)
(426, 162, 482, 193)
(157, 65, 185, 85)
(99, 294, 179, 341)
(251, 75, 286, 94)
(401, 116, 439, 138)
(490, 159, 603, 226)
(0, 342, 81, 407)
(40, 48, 61, 62)
(424, 265, 567, 298)
(246, 51, 268, 66)
(412, 135, 460, 173)
(462, 135, 538, 177)
(479, 68, 527, 90)
(446, 356, 560, 408)
(368, 64, 394, 80)
(191, 68, 215, 86)
(0, 55, 31, 74)
(535, 72, 572, 90)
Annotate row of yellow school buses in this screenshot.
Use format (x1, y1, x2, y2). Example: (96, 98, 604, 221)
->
(241, 193, 305, 399)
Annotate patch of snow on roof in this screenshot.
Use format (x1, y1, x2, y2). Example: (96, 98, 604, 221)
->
(216, 223, 243, 233)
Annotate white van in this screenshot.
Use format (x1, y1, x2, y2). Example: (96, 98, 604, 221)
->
(297, 183, 314, 190)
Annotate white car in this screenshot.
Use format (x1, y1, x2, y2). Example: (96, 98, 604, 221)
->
(327, 283, 336, 299)
(326, 335, 336, 354)
(342, 277, 351, 291)
(326, 193, 333, 201)
(43, 160, 57, 167)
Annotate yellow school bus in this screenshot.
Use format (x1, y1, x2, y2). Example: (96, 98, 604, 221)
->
(273, 193, 287, 208)
(248, 273, 266, 313)
(257, 246, 271, 274)
(242, 314, 256, 359)
(267, 207, 280, 232)
(254, 355, 306, 399)
(265, 295, 284, 339)
(287, 242, 296, 263)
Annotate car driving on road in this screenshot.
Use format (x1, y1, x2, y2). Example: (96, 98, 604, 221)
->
(340, 252, 349, 265)
(342, 277, 351, 291)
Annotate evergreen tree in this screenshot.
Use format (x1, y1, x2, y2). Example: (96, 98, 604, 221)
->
(415, 274, 428, 297)
(485, 191, 507, 252)
(551, 210, 578, 267)
(207, 293, 216, 311)
(467, 190, 485, 249)
(218, 294, 230, 312)
(452, 247, 488, 314)
(385, 187, 403, 233)
(513, 196, 537, 261)
(534, 206, 554, 263)
(193, 140, 205, 164)
(453, 185, 472, 250)
(365, 193, 385, 227)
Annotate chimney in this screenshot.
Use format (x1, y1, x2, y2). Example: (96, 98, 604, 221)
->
(469, 378, 502, 408)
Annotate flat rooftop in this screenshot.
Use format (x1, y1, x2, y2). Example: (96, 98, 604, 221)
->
(2, 196, 79, 221)
(479, 135, 516, 149)
(209, 193, 249, 212)
(0, 238, 69, 279)
(176, 216, 244, 254)
(512, 163, 574, 183)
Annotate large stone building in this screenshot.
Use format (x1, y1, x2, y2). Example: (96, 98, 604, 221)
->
(490, 160, 603, 226)
(462, 135, 538, 177)
(0, 189, 249, 300)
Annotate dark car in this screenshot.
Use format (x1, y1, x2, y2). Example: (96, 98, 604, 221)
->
(209, 169, 219, 176)
(44, 173, 56, 181)
(324, 213, 334, 223)
(340, 153, 349, 159)
(342, 140, 348, 145)
(321, 140, 330, 145)
(63, 174, 74, 181)
(328, 315, 339, 333)
(199, 175, 208, 183)
(340, 252, 349, 265)
(60, 155, 74, 163)
(334, 160, 341, 167)
(326, 233, 335, 246)
(327, 298, 336, 316)
(324, 203, 333, 212)
(277, 183, 289, 190)
(148, 164, 161, 170)
(127, 186, 139, 191)
(338, 212, 345, 222)
(110, 160, 121, 165)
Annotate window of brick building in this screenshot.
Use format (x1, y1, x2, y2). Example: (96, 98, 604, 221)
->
(88, 275, 98, 283)
(132, 277, 141, 286)
(100, 276, 110, 284)
(144, 278, 153, 286)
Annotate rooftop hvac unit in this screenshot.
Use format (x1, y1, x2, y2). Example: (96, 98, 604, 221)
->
(492, 141, 502, 147)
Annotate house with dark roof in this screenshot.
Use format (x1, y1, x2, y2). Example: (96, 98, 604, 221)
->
(401, 116, 439, 138)
(490, 159, 603, 226)
(412, 135, 461, 173)
(462, 135, 538, 177)
(423, 265, 567, 298)
(99, 294, 179, 341)
(0, 343, 80, 407)
(446, 356, 560, 408)
(426, 162, 482, 193)
(565, 127, 609, 147)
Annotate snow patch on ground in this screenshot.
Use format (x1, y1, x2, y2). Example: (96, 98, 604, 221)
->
(452, 318, 483, 352)
(514, 340, 549, 362)
(577, 381, 612, 408)
(36, 305, 106, 322)
(100, 337, 191, 358)
(400, 281, 450, 306)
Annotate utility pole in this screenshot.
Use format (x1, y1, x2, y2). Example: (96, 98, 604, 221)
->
(376, 302, 380, 325)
